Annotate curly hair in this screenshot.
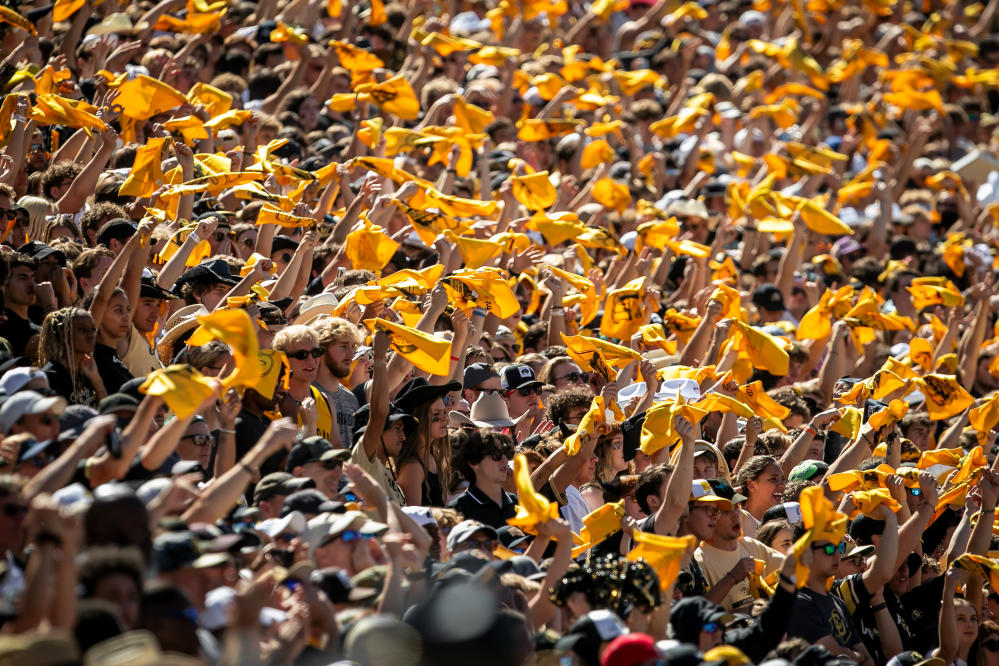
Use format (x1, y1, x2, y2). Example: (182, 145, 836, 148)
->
(311, 316, 361, 348)
(545, 386, 595, 424)
(77, 546, 145, 599)
(453, 429, 515, 485)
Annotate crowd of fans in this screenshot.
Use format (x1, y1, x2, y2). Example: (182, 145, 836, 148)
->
(2, 0, 999, 664)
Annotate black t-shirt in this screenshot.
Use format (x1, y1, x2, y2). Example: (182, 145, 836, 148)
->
(0, 308, 38, 356)
(448, 484, 518, 530)
(900, 576, 945, 654)
(43, 360, 98, 407)
(94, 342, 133, 394)
(833, 573, 911, 665)
(787, 586, 862, 649)
(235, 410, 284, 476)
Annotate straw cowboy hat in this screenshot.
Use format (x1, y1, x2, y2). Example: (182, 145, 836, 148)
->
(156, 305, 208, 364)
(449, 391, 528, 429)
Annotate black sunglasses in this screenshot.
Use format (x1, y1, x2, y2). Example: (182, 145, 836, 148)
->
(487, 447, 515, 462)
(508, 385, 542, 397)
(287, 348, 323, 360)
(556, 371, 589, 384)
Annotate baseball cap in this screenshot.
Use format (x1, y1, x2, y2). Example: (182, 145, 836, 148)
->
(445, 519, 498, 552)
(832, 237, 863, 258)
(0, 391, 67, 435)
(556, 610, 629, 666)
(762, 501, 803, 525)
(17, 241, 66, 266)
(500, 363, 542, 391)
(707, 478, 748, 505)
(601, 633, 657, 666)
(252, 472, 314, 504)
(280, 489, 343, 517)
(788, 459, 829, 482)
(285, 438, 333, 472)
(95, 218, 136, 247)
(689, 480, 734, 510)
(752, 284, 786, 313)
(463, 362, 500, 390)
(0, 367, 45, 396)
(850, 515, 886, 545)
(401, 505, 438, 528)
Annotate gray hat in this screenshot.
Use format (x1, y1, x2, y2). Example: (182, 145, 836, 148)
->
(0, 391, 67, 435)
(446, 519, 498, 552)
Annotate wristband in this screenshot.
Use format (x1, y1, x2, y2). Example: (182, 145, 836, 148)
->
(12, 114, 26, 123)
(218, 428, 235, 434)
(804, 425, 817, 436)
(550, 308, 565, 316)
(450, 355, 460, 361)
(472, 308, 487, 317)
(188, 231, 201, 244)
(871, 602, 888, 612)
(779, 573, 795, 585)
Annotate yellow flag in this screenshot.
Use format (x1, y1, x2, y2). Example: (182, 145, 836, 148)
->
(355, 74, 420, 120)
(916, 374, 974, 421)
(119, 138, 169, 198)
(730, 320, 790, 376)
(970, 394, 999, 445)
(441, 269, 520, 319)
(952, 555, 999, 596)
(561, 333, 641, 381)
(839, 369, 907, 405)
(510, 171, 557, 210)
(907, 279, 965, 309)
(640, 398, 708, 455)
(30, 94, 106, 132)
(868, 398, 909, 430)
(256, 205, 315, 229)
(737, 381, 791, 421)
(692, 393, 755, 419)
(827, 464, 896, 493)
(443, 230, 503, 269)
(344, 218, 399, 272)
(628, 532, 698, 590)
(850, 488, 901, 518)
(186, 82, 232, 117)
(0, 6, 36, 34)
(204, 109, 253, 131)
(507, 454, 561, 534)
(393, 201, 471, 246)
(563, 395, 607, 456)
(186, 309, 262, 391)
(581, 139, 615, 169)
(791, 486, 847, 586)
(139, 365, 220, 419)
(830, 406, 863, 439)
(112, 75, 187, 120)
(601, 277, 650, 341)
(614, 69, 660, 95)
(798, 199, 853, 236)
(364, 318, 452, 376)
(453, 95, 494, 134)
(423, 187, 498, 218)
(53, 0, 86, 21)
(527, 211, 585, 245)
(592, 178, 631, 213)
(571, 500, 626, 558)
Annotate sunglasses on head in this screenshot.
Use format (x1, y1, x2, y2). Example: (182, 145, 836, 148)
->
(812, 542, 847, 556)
(182, 433, 213, 448)
(287, 348, 323, 360)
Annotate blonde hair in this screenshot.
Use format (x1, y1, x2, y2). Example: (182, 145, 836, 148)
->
(273, 324, 319, 351)
(17, 195, 53, 241)
(311, 316, 360, 348)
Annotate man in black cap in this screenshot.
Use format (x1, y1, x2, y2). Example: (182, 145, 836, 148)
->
(462, 362, 502, 405)
(499, 363, 543, 441)
(253, 472, 315, 519)
(752, 284, 790, 324)
(286, 436, 350, 499)
(122, 274, 176, 377)
(172, 259, 240, 312)
(95, 218, 136, 254)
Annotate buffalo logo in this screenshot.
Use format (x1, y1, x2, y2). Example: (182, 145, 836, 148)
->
(590, 353, 611, 381)
(862, 471, 881, 486)
(369, 88, 398, 105)
(389, 335, 417, 355)
(610, 292, 642, 323)
(922, 375, 953, 406)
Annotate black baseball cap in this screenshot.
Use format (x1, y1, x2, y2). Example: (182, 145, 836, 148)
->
(500, 364, 542, 391)
(752, 284, 785, 313)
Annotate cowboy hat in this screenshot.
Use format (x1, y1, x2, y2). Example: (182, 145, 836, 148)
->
(156, 305, 208, 364)
(449, 391, 528, 429)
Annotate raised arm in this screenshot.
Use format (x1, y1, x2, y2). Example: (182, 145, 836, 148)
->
(655, 417, 696, 536)
(358, 331, 390, 462)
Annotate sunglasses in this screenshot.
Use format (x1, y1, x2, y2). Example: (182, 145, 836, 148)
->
(692, 505, 721, 519)
(182, 433, 213, 448)
(556, 371, 589, 384)
(287, 348, 323, 360)
(812, 542, 847, 556)
(322, 458, 345, 470)
(983, 640, 999, 652)
(508, 385, 542, 397)
(702, 622, 720, 633)
(241, 238, 256, 248)
(442, 395, 457, 408)
(1, 503, 27, 518)
(487, 447, 515, 462)
(338, 529, 370, 543)
(277, 252, 293, 263)
(213, 231, 227, 242)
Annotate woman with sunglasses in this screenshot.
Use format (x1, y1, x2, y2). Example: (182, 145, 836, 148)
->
(176, 417, 214, 474)
(272, 325, 337, 445)
(538, 356, 589, 390)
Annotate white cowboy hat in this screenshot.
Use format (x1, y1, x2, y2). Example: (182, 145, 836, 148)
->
(449, 391, 528, 429)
